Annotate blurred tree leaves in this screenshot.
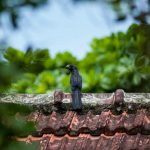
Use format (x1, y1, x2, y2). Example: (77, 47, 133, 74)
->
(55, 51, 78, 68)
(84, 24, 150, 92)
(1, 23, 149, 93)
(4, 47, 25, 70)
(4, 48, 53, 73)
(0, 0, 48, 29)
(106, 0, 150, 24)
(0, 0, 149, 30)
(0, 62, 20, 92)
(0, 103, 36, 150)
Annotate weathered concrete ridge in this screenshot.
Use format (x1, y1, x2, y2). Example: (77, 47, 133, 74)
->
(0, 91, 150, 105)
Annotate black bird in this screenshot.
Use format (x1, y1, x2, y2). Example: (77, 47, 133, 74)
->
(66, 64, 82, 110)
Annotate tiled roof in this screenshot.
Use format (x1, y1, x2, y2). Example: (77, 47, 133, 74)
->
(28, 109, 150, 136)
(3, 91, 149, 150)
(18, 133, 150, 150)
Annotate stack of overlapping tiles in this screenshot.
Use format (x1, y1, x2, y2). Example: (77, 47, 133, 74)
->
(25, 109, 150, 150)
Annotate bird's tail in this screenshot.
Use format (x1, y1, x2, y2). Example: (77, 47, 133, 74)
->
(72, 89, 82, 110)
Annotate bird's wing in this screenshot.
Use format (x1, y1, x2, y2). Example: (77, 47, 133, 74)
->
(70, 74, 82, 89)
(78, 75, 82, 89)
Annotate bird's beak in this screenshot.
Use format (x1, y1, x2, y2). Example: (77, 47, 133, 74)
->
(65, 65, 70, 69)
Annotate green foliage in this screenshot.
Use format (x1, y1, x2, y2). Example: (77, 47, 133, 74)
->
(55, 51, 78, 68)
(1, 24, 150, 94)
(5, 142, 39, 150)
(4, 48, 54, 73)
(81, 24, 150, 92)
(0, 103, 36, 150)
(2, 48, 78, 93)
(0, 62, 20, 92)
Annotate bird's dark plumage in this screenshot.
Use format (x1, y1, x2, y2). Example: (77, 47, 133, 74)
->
(66, 64, 82, 110)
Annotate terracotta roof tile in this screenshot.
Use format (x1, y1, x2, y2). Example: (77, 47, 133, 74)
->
(28, 109, 150, 136)
(18, 133, 150, 150)
(15, 92, 150, 149)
